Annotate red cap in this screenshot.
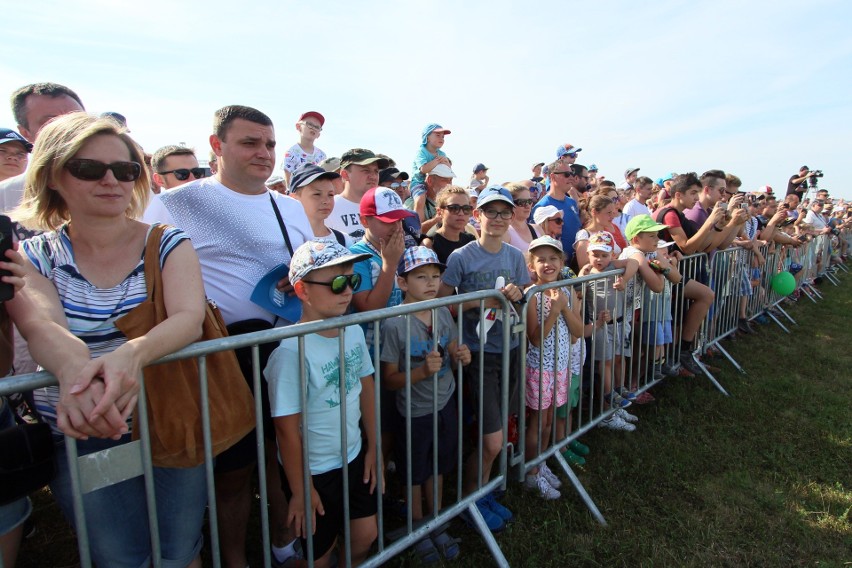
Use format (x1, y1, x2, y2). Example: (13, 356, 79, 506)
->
(360, 187, 415, 223)
(299, 111, 325, 126)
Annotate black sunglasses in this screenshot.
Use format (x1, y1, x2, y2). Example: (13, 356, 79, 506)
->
(552, 171, 573, 177)
(65, 159, 141, 182)
(444, 204, 473, 215)
(301, 273, 361, 294)
(158, 167, 207, 181)
(514, 198, 535, 207)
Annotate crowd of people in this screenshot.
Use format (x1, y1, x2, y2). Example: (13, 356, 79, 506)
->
(0, 82, 850, 568)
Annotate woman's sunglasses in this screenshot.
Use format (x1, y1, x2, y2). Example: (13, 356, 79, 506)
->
(158, 167, 207, 181)
(65, 159, 141, 182)
(301, 273, 361, 294)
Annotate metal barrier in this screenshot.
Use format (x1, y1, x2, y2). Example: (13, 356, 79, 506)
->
(0, 289, 516, 568)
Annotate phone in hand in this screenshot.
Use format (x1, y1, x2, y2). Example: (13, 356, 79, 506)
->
(0, 215, 14, 302)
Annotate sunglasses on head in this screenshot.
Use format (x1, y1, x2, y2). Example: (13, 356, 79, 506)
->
(444, 204, 473, 215)
(301, 273, 361, 294)
(158, 167, 207, 181)
(65, 159, 141, 182)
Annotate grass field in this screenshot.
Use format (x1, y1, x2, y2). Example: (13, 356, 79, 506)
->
(17, 275, 852, 567)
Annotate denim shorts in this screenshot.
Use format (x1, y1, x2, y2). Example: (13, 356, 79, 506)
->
(0, 398, 32, 536)
(50, 434, 207, 568)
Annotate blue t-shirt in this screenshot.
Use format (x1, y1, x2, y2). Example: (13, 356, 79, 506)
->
(265, 325, 374, 474)
(411, 146, 447, 188)
(442, 241, 531, 353)
(532, 195, 582, 261)
(350, 239, 403, 346)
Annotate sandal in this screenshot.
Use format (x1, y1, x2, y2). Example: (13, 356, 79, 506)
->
(431, 526, 462, 561)
(414, 536, 440, 565)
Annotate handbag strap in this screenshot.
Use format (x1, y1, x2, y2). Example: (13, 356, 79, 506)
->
(269, 194, 294, 258)
(142, 223, 169, 304)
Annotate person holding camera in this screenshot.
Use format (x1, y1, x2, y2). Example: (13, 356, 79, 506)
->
(786, 166, 815, 200)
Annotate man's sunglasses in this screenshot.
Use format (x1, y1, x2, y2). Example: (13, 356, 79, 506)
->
(301, 273, 361, 294)
(444, 204, 473, 215)
(65, 159, 141, 182)
(158, 167, 207, 181)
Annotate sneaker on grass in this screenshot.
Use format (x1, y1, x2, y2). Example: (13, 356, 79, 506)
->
(605, 390, 632, 408)
(679, 350, 704, 375)
(525, 472, 561, 500)
(600, 412, 637, 432)
(616, 386, 637, 400)
(616, 407, 639, 423)
(561, 448, 586, 466)
(538, 462, 562, 489)
(569, 439, 590, 456)
(483, 493, 513, 523)
(462, 500, 505, 533)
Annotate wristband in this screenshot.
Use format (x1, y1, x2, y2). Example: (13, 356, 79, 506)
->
(661, 267, 671, 276)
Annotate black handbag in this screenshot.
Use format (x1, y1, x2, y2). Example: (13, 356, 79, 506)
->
(0, 419, 57, 505)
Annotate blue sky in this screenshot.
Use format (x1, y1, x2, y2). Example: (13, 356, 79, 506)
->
(3, 0, 851, 198)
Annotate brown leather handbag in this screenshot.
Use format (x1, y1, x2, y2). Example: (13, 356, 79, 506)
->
(115, 224, 255, 468)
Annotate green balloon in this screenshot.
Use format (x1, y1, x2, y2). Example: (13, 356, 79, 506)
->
(771, 271, 796, 296)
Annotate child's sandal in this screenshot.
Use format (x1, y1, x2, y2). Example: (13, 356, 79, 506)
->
(414, 536, 440, 565)
(431, 527, 461, 561)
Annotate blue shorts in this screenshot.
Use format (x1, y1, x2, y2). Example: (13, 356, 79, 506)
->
(641, 321, 673, 346)
(0, 398, 32, 536)
(50, 434, 207, 568)
(740, 271, 753, 296)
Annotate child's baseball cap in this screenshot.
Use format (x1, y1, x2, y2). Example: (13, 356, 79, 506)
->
(533, 205, 563, 225)
(421, 123, 451, 144)
(528, 236, 564, 254)
(476, 186, 514, 209)
(556, 143, 582, 158)
(0, 128, 32, 152)
(360, 187, 416, 222)
(587, 232, 614, 253)
(397, 246, 446, 276)
(624, 214, 668, 240)
(289, 164, 340, 191)
(298, 111, 325, 126)
(289, 240, 370, 285)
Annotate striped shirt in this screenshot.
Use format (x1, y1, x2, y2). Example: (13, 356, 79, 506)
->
(21, 223, 188, 434)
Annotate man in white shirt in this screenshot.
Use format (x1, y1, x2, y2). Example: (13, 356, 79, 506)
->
(326, 148, 389, 239)
(150, 145, 207, 193)
(622, 176, 654, 225)
(144, 105, 311, 568)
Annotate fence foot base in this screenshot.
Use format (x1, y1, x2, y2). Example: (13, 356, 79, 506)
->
(696, 359, 730, 396)
(715, 344, 745, 374)
(766, 310, 791, 334)
(553, 452, 608, 526)
(464, 503, 510, 568)
(825, 271, 841, 286)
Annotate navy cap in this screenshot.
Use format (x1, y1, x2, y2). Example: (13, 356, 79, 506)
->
(289, 163, 340, 191)
(0, 128, 33, 152)
(379, 167, 409, 185)
(473, 163, 488, 173)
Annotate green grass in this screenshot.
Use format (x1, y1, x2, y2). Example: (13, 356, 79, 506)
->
(17, 276, 852, 567)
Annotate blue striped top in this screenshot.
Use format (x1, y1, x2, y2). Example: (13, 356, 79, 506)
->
(21, 223, 188, 434)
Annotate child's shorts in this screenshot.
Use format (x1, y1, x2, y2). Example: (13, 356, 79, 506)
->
(464, 348, 521, 436)
(393, 403, 458, 486)
(555, 374, 581, 418)
(592, 321, 631, 361)
(740, 270, 753, 296)
(525, 367, 569, 410)
(641, 321, 673, 346)
(280, 447, 378, 560)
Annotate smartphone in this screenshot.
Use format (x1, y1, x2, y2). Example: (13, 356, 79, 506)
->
(717, 202, 727, 211)
(0, 215, 14, 302)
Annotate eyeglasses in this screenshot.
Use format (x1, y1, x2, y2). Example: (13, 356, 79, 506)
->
(514, 198, 535, 207)
(480, 208, 513, 220)
(301, 273, 361, 294)
(390, 181, 409, 189)
(300, 121, 323, 132)
(65, 159, 141, 182)
(444, 204, 473, 215)
(158, 167, 207, 181)
(545, 218, 564, 225)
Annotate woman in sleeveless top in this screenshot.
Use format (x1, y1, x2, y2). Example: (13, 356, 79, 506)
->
(503, 183, 539, 251)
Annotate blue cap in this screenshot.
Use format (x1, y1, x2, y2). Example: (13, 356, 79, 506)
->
(473, 163, 488, 173)
(556, 144, 582, 158)
(476, 186, 514, 209)
(0, 128, 32, 152)
(421, 123, 451, 145)
(398, 246, 446, 275)
(589, 163, 599, 172)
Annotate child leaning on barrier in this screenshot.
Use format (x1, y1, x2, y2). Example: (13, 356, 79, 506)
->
(265, 240, 380, 568)
(523, 237, 588, 499)
(579, 232, 640, 432)
(380, 247, 470, 563)
(438, 185, 531, 533)
(622, 215, 683, 391)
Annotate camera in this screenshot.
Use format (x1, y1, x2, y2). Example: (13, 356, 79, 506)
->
(811, 169, 824, 178)
(808, 169, 824, 188)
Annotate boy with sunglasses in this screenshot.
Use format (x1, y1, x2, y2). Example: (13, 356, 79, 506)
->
(438, 186, 530, 532)
(265, 240, 380, 567)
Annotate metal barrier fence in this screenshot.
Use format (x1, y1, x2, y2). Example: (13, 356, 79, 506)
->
(0, 290, 517, 568)
(1, 237, 848, 567)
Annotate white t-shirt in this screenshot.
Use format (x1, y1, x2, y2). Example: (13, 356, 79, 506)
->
(622, 199, 651, 225)
(142, 177, 313, 325)
(0, 174, 25, 214)
(327, 195, 364, 239)
(281, 143, 326, 173)
(804, 210, 827, 230)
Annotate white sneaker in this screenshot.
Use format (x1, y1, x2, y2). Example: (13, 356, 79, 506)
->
(525, 473, 561, 500)
(538, 462, 562, 490)
(600, 413, 637, 432)
(616, 408, 639, 423)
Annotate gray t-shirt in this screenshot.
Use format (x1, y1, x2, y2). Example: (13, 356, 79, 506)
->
(442, 241, 531, 353)
(585, 263, 625, 321)
(380, 307, 458, 417)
